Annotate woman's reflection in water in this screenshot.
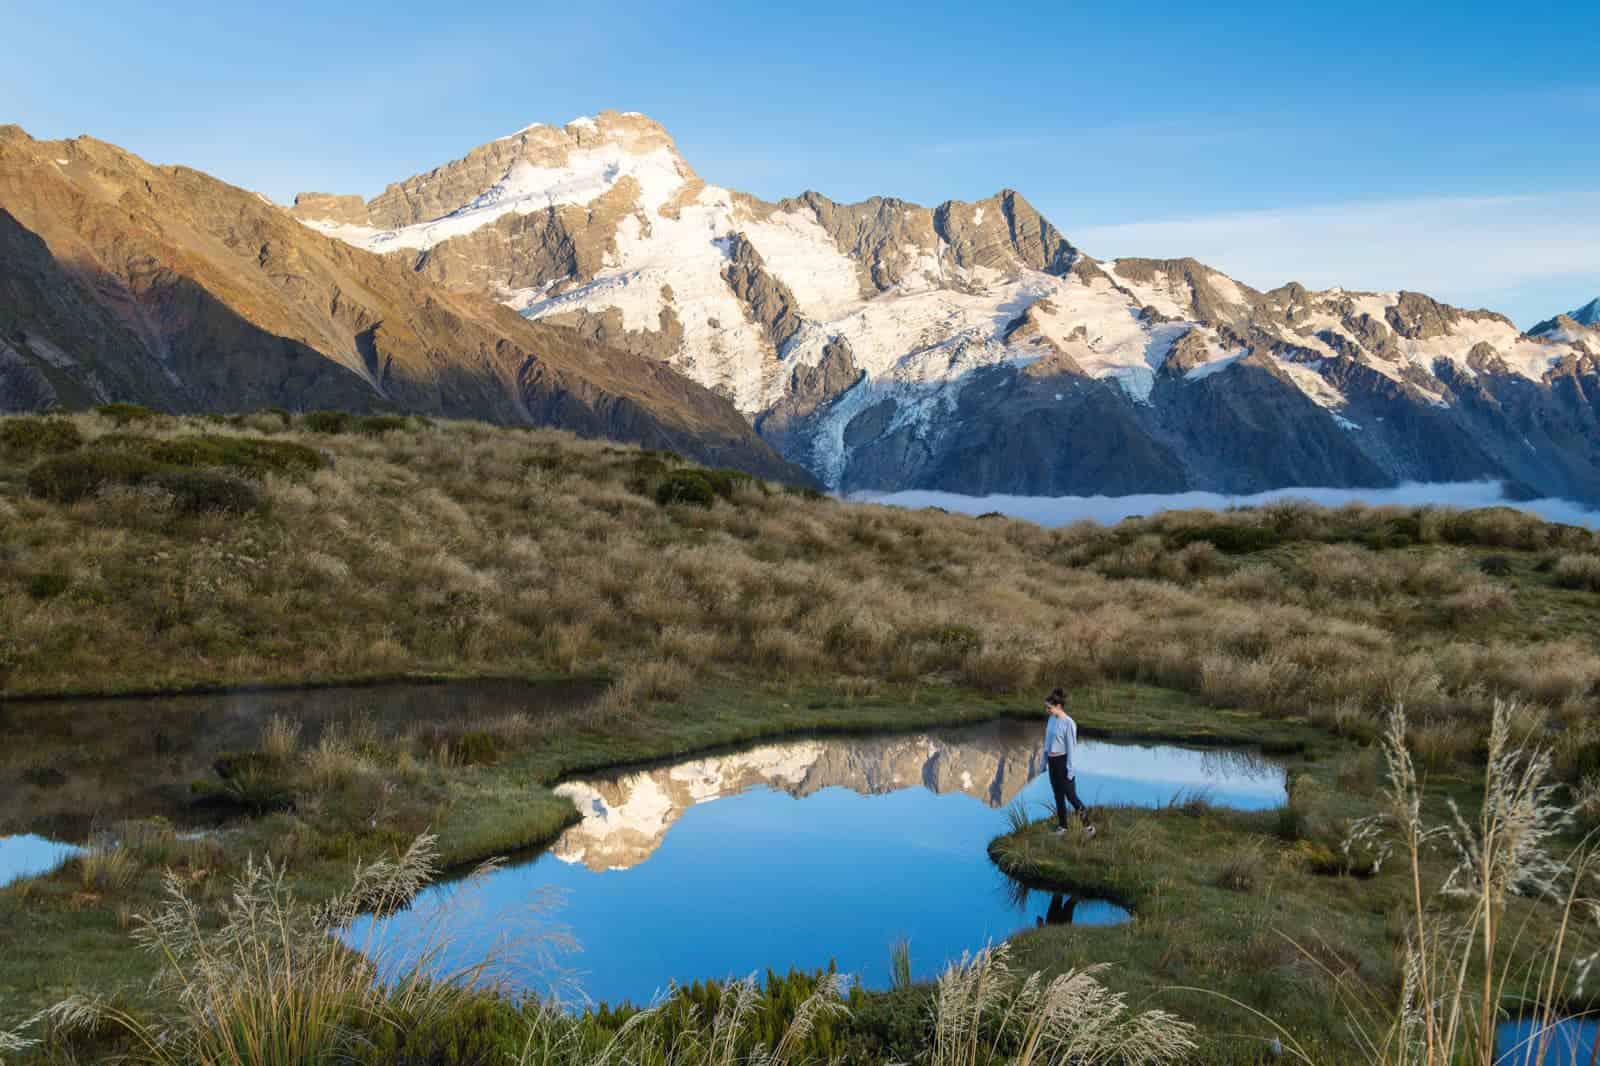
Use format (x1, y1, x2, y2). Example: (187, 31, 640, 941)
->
(1035, 894, 1078, 927)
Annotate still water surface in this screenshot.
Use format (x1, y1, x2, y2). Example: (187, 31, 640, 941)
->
(0, 833, 81, 888)
(347, 719, 1287, 1007)
(1498, 1017, 1599, 1066)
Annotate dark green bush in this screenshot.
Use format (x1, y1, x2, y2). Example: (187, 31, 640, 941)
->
(94, 402, 159, 424)
(784, 484, 827, 502)
(149, 470, 266, 515)
(0, 417, 83, 458)
(135, 435, 324, 478)
(302, 411, 351, 434)
(1478, 555, 1514, 577)
(655, 470, 717, 508)
(26, 572, 71, 600)
(701, 467, 761, 500)
(1169, 525, 1281, 554)
(26, 451, 165, 502)
(354, 414, 411, 436)
(302, 411, 414, 436)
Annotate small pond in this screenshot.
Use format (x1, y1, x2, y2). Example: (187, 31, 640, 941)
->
(346, 719, 1287, 1007)
(1498, 1017, 1599, 1066)
(0, 833, 81, 888)
(0, 678, 602, 840)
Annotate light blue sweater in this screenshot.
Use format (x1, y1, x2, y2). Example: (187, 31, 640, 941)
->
(1044, 713, 1078, 778)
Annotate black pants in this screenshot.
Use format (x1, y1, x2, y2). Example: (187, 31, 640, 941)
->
(1047, 754, 1087, 828)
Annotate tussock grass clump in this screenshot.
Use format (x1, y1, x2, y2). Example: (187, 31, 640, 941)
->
(1213, 843, 1265, 892)
(259, 714, 301, 760)
(929, 944, 1195, 1066)
(1553, 553, 1600, 592)
(76, 844, 139, 894)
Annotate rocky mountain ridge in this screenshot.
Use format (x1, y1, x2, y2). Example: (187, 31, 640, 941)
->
(0, 124, 808, 481)
(292, 111, 1600, 503)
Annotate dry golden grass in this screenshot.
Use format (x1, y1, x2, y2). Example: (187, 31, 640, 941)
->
(1, 411, 1597, 776)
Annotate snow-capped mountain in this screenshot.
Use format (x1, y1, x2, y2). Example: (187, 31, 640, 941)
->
(288, 111, 1600, 502)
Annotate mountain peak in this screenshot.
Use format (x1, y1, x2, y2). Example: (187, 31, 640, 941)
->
(1572, 297, 1600, 326)
(290, 108, 693, 243)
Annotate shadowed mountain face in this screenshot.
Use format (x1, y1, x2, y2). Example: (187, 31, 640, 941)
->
(0, 126, 810, 482)
(291, 110, 1600, 503)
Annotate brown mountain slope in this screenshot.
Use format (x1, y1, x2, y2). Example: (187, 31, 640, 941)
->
(0, 125, 809, 481)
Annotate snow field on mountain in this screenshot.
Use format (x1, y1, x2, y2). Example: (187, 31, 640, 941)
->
(301, 143, 686, 254)
(737, 206, 865, 321)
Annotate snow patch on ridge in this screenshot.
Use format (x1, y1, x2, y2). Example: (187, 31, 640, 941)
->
(298, 143, 686, 254)
(1185, 351, 1247, 381)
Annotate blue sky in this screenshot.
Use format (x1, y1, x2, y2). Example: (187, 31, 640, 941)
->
(4, 0, 1596, 326)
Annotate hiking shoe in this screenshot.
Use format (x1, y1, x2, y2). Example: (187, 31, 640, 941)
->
(1083, 825, 1097, 839)
(1054, 826, 1069, 835)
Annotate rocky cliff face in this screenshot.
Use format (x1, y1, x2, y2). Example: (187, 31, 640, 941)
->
(293, 111, 1600, 503)
(0, 125, 810, 482)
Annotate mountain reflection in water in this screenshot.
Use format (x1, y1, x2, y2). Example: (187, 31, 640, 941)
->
(348, 719, 1286, 1007)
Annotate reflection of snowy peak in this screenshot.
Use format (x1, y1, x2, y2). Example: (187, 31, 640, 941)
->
(297, 111, 1600, 504)
(549, 732, 1043, 872)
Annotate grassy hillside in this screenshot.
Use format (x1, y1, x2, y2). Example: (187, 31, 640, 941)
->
(3, 408, 1598, 750)
(3, 409, 1600, 1064)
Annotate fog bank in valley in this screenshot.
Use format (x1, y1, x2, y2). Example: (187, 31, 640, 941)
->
(856, 482, 1600, 529)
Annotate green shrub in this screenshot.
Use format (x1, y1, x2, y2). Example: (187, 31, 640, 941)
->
(94, 402, 159, 424)
(136, 435, 324, 478)
(301, 411, 412, 436)
(353, 414, 411, 436)
(1478, 554, 1514, 577)
(0, 417, 83, 458)
(27, 572, 71, 600)
(655, 470, 717, 508)
(26, 451, 165, 502)
(701, 467, 761, 500)
(302, 411, 351, 434)
(1169, 524, 1280, 554)
(150, 470, 266, 515)
(784, 484, 827, 502)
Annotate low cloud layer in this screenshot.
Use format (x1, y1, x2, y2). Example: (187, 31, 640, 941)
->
(857, 482, 1600, 530)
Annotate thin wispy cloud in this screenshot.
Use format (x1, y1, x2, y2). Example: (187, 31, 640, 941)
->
(1066, 190, 1600, 326)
